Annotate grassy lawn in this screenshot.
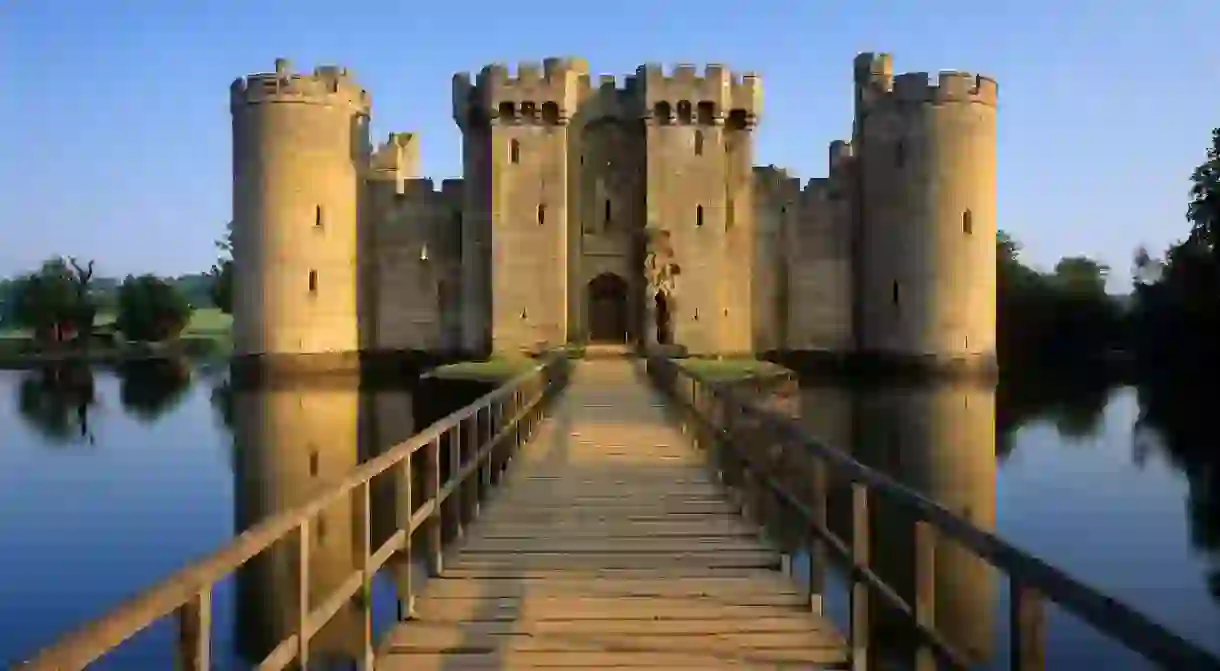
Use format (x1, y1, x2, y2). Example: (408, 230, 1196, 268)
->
(182, 308, 232, 337)
(430, 355, 540, 382)
(673, 357, 789, 382)
(0, 308, 233, 359)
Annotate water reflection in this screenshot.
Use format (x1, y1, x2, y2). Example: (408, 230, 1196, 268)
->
(799, 380, 998, 666)
(116, 359, 193, 422)
(230, 377, 368, 668)
(1134, 375, 1220, 603)
(15, 363, 98, 445)
(226, 373, 459, 670)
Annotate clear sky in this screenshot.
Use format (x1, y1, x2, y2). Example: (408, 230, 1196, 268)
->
(2, 1, 1217, 292)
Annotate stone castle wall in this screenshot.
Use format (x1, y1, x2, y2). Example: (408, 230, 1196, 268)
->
(231, 53, 997, 365)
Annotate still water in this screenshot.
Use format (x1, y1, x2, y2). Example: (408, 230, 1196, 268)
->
(0, 361, 1216, 668)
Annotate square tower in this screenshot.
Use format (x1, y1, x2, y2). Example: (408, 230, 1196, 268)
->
(453, 58, 590, 355)
(638, 64, 762, 355)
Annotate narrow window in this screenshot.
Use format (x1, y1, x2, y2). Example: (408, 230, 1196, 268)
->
(537, 204, 545, 226)
(780, 206, 787, 215)
(309, 450, 319, 477)
(891, 281, 900, 305)
(314, 205, 324, 228)
(694, 130, 704, 156)
(510, 139, 520, 164)
(603, 199, 611, 226)
(963, 209, 973, 235)
(895, 140, 906, 168)
(308, 270, 318, 294)
(316, 516, 326, 544)
(696, 204, 704, 227)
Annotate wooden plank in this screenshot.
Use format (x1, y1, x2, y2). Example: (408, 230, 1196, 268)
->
(379, 649, 833, 670)
(418, 576, 805, 599)
(456, 539, 763, 553)
(412, 596, 817, 620)
(378, 360, 847, 669)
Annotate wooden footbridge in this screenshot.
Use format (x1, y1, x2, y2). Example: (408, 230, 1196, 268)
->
(16, 355, 1220, 670)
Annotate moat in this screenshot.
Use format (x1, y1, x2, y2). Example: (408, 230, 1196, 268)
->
(0, 361, 1216, 669)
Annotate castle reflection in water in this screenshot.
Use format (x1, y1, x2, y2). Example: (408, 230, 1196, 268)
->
(223, 371, 999, 668)
(229, 373, 436, 668)
(800, 380, 998, 666)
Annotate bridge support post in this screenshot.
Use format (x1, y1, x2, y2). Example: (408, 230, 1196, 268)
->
(850, 483, 871, 671)
(425, 437, 443, 576)
(395, 453, 416, 621)
(174, 586, 211, 671)
(296, 521, 311, 665)
(1011, 583, 1046, 670)
(807, 457, 828, 615)
(354, 480, 374, 669)
(914, 521, 937, 671)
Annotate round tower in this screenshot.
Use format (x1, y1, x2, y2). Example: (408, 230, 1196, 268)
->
(852, 53, 998, 370)
(230, 58, 371, 361)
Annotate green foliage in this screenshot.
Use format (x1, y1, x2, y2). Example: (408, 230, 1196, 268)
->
(5, 258, 97, 345)
(1129, 127, 1220, 368)
(209, 221, 234, 314)
(997, 231, 1123, 366)
(115, 274, 191, 343)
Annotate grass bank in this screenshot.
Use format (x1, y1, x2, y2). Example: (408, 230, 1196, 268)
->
(0, 308, 232, 366)
(673, 357, 791, 382)
(428, 355, 540, 383)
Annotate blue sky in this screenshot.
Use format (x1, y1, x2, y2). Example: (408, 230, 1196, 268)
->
(2, 1, 1217, 292)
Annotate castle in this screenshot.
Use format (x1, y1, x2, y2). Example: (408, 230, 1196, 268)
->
(229, 52, 997, 367)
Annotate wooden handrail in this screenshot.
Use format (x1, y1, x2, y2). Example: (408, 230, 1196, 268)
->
(16, 355, 569, 671)
(647, 356, 1220, 671)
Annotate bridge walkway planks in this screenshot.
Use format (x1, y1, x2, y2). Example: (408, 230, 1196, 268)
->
(376, 359, 848, 670)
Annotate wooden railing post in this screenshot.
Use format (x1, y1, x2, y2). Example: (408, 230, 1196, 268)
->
(1011, 582, 1046, 671)
(479, 406, 493, 495)
(354, 480, 374, 669)
(296, 520, 311, 666)
(915, 520, 937, 671)
(807, 455, 828, 615)
(425, 437, 443, 576)
(850, 483, 871, 671)
(451, 422, 465, 539)
(174, 587, 210, 671)
(490, 399, 503, 485)
(396, 452, 415, 621)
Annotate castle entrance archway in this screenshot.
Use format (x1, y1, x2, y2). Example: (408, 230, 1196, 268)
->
(587, 273, 629, 343)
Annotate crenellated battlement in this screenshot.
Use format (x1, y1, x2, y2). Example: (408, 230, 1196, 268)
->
(892, 71, 997, 106)
(230, 58, 370, 113)
(853, 52, 997, 109)
(369, 132, 418, 179)
(578, 74, 643, 121)
(637, 63, 761, 127)
(452, 56, 590, 127)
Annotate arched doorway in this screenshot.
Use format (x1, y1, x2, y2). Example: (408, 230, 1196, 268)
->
(654, 292, 673, 345)
(587, 273, 629, 343)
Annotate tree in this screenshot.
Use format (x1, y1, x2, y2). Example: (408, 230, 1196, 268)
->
(115, 274, 191, 342)
(1052, 256, 1110, 296)
(7, 258, 94, 345)
(67, 257, 98, 336)
(1187, 128, 1220, 267)
(209, 221, 233, 314)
